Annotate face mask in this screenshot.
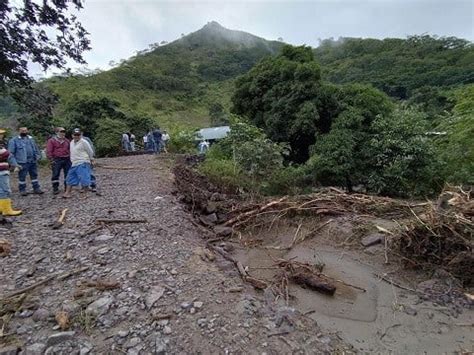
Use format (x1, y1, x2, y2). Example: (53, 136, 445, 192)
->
(20, 132, 27, 137)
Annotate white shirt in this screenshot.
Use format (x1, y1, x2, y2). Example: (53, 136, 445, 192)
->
(70, 138, 94, 167)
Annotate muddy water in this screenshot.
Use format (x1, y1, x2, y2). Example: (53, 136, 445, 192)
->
(234, 243, 474, 353)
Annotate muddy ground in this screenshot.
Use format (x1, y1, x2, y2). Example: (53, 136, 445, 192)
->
(1, 154, 472, 354)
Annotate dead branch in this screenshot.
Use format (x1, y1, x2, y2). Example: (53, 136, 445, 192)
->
(95, 218, 148, 224)
(373, 273, 416, 293)
(52, 208, 68, 230)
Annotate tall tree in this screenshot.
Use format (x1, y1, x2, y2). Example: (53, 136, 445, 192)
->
(0, 0, 90, 88)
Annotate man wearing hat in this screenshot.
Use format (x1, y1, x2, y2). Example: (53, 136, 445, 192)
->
(0, 128, 22, 215)
(46, 127, 71, 195)
(63, 128, 94, 198)
(8, 127, 44, 196)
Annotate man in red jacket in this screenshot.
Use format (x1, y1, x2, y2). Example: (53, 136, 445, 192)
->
(46, 127, 71, 195)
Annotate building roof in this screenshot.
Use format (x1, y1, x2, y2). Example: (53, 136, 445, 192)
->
(196, 126, 230, 140)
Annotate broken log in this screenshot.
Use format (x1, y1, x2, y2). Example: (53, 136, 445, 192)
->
(290, 272, 336, 295)
(52, 208, 68, 230)
(95, 218, 147, 224)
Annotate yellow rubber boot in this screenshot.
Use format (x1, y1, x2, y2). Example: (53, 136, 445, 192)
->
(0, 199, 22, 216)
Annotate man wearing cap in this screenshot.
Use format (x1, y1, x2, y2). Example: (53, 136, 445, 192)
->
(63, 128, 94, 198)
(0, 128, 22, 215)
(46, 127, 71, 195)
(8, 127, 44, 196)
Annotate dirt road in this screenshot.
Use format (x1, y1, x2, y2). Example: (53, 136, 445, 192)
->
(0, 155, 346, 354)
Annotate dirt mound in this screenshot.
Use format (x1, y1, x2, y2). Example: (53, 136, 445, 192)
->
(395, 186, 473, 286)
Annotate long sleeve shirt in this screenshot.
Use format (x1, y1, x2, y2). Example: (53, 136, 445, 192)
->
(8, 135, 40, 164)
(70, 138, 94, 167)
(46, 136, 70, 159)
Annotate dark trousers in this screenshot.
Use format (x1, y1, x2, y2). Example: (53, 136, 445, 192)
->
(90, 169, 97, 189)
(18, 162, 40, 192)
(52, 158, 71, 191)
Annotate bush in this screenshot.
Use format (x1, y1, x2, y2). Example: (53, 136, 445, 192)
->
(167, 126, 197, 154)
(95, 117, 129, 156)
(198, 158, 246, 193)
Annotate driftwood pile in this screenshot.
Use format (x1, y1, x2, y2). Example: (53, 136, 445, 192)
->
(395, 186, 473, 286)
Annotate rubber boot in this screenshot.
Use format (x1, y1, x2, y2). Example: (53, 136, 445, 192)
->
(0, 199, 22, 216)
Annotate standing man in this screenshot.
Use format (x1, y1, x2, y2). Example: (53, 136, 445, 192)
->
(46, 127, 70, 195)
(0, 128, 21, 216)
(63, 129, 94, 198)
(82, 135, 100, 194)
(122, 132, 131, 152)
(152, 128, 162, 154)
(8, 127, 44, 196)
(130, 132, 136, 151)
(161, 130, 170, 153)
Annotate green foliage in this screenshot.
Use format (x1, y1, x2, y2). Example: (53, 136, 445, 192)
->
(167, 125, 197, 154)
(198, 158, 245, 192)
(94, 118, 129, 156)
(208, 102, 228, 126)
(315, 35, 474, 99)
(435, 84, 474, 184)
(9, 84, 59, 141)
(310, 107, 442, 197)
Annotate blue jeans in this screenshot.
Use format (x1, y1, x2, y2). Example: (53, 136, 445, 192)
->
(18, 162, 40, 192)
(52, 158, 71, 191)
(0, 174, 11, 199)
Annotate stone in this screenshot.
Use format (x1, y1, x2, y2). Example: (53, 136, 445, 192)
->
(205, 202, 217, 214)
(62, 300, 81, 315)
(124, 337, 141, 349)
(145, 286, 165, 309)
(79, 341, 93, 355)
(118, 330, 130, 338)
(199, 213, 218, 226)
(163, 326, 172, 335)
(193, 301, 203, 309)
(154, 335, 167, 354)
(32, 308, 51, 322)
(361, 233, 383, 247)
(0, 345, 20, 355)
(86, 296, 114, 316)
(404, 305, 417, 316)
(95, 234, 114, 242)
(46, 331, 76, 347)
(213, 225, 232, 237)
(180, 302, 192, 310)
(24, 343, 46, 354)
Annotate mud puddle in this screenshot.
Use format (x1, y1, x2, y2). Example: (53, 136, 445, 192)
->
(234, 242, 473, 353)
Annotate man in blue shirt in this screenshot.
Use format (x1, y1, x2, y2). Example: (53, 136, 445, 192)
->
(8, 127, 44, 196)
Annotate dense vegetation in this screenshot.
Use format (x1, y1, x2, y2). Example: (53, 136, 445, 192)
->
(0, 23, 471, 197)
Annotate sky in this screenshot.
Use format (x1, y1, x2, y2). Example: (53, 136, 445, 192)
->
(34, 0, 474, 78)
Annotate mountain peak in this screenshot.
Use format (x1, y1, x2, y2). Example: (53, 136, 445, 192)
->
(175, 22, 281, 51)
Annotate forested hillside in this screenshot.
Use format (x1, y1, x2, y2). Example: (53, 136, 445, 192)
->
(45, 22, 283, 127)
(314, 35, 474, 99)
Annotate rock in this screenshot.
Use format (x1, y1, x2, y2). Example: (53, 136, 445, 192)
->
(180, 302, 192, 310)
(79, 341, 93, 355)
(0, 345, 20, 355)
(213, 225, 232, 237)
(361, 233, 383, 247)
(193, 301, 203, 309)
(95, 234, 114, 242)
(86, 296, 114, 316)
(46, 331, 76, 347)
(62, 300, 81, 315)
(118, 330, 130, 338)
(124, 337, 141, 349)
(170, 269, 178, 275)
(145, 286, 165, 309)
(163, 326, 172, 335)
(24, 343, 46, 354)
(154, 335, 167, 354)
(404, 305, 417, 316)
(197, 318, 207, 327)
(199, 213, 218, 226)
(205, 202, 217, 214)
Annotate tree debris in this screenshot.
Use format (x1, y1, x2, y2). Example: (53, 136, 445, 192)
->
(0, 239, 12, 256)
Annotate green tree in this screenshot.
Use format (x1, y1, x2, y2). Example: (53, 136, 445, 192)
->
(209, 102, 228, 126)
(95, 117, 129, 156)
(0, 0, 90, 88)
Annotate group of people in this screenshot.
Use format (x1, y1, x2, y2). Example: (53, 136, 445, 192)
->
(143, 128, 170, 154)
(0, 126, 98, 216)
(121, 132, 136, 152)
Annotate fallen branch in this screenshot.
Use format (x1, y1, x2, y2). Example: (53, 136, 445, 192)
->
(52, 208, 68, 230)
(95, 218, 148, 224)
(2, 266, 89, 299)
(373, 272, 416, 293)
(80, 225, 103, 238)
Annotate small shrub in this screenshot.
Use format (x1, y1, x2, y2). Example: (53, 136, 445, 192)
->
(198, 158, 246, 192)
